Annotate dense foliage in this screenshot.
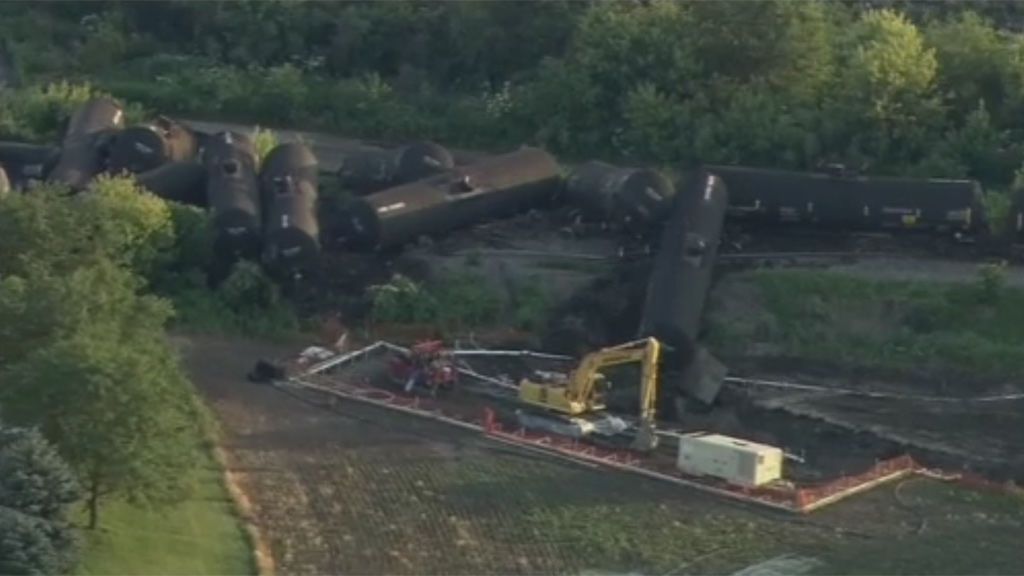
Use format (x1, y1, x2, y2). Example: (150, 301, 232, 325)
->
(0, 425, 80, 575)
(3, 0, 1024, 187)
(0, 178, 214, 535)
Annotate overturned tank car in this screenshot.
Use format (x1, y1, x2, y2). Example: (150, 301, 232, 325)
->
(135, 161, 207, 207)
(259, 142, 320, 279)
(108, 116, 200, 175)
(337, 147, 561, 250)
(46, 97, 124, 190)
(205, 131, 262, 263)
(0, 142, 60, 188)
(639, 171, 730, 408)
(566, 161, 676, 232)
(337, 141, 455, 195)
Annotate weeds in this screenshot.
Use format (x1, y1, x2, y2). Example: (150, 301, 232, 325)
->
(0, 81, 146, 142)
(708, 269, 1024, 378)
(251, 126, 278, 166)
(368, 272, 549, 335)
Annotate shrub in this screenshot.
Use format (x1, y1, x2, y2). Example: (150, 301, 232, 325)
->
(976, 261, 1008, 303)
(251, 126, 278, 165)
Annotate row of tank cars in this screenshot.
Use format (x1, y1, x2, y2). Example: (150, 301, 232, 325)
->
(0, 97, 322, 280)
(0, 97, 1012, 406)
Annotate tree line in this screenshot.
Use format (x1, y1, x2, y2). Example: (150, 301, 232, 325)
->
(0, 174, 220, 573)
(3, 0, 1024, 192)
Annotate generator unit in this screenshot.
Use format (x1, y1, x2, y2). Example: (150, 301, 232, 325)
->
(676, 433, 783, 488)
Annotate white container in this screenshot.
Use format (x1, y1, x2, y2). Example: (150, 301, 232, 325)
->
(676, 433, 783, 487)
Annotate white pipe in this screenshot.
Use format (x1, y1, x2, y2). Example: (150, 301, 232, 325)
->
(725, 376, 1024, 403)
(451, 349, 574, 361)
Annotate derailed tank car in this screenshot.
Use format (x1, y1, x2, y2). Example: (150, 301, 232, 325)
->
(259, 142, 319, 279)
(566, 161, 676, 231)
(338, 147, 561, 250)
(205, 131, 262, 262)
(108, 117, 200, 175)
(337, 141, 455, 195)
(639, 171, 730, 407)
(135, 162, 207, 207)
(708, 164, 984, 235)
(0, 142, 60, 188)
(47, 97, 124, 190)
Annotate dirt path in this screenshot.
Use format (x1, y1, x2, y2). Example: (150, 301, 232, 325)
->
(825, 256, 1024, 287)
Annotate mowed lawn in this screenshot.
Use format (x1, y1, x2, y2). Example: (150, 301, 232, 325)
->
(77, 451, 253, 576)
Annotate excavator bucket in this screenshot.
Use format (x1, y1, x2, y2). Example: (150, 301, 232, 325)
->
(630, 420, 660, 452)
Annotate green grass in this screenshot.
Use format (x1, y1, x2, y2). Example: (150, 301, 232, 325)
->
(77, 452, 254, 576)
(811, 480, 1024, 575)
(707, 268, 1024, 378)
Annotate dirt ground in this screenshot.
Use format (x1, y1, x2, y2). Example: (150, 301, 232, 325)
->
(179, 333, 1024, 575)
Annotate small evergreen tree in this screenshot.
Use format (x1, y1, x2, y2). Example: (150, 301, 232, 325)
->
(0, 424, 80, 574)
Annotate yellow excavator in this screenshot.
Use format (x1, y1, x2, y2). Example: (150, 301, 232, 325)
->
(517, 337, 662, 452)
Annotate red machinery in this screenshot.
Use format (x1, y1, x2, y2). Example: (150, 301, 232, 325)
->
(388, 340, 458, 396)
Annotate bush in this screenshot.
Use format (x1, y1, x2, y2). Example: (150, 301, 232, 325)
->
(976, 261, 1008, 303)
(368, 272, 505, 332)
(708, 269, 1024, 378)
(251, 126, 278, 165)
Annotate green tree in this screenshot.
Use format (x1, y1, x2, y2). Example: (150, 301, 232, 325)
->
(692, 79, 819, 168)
(0, 178, 173, 279)
(0, 326, 200, 529)
(0, 424, 80, 573)
(948, 100, 1014, 182)
(620, 82, 695, 163)
(572, 1, 696, 106)
(0, 425, 80, 522)
(149, 202, 214, 295)
(515, 57, 603, 154)
(0, 260, 171, 366)
(688, 0, 834, 101)
(825, 9, 944, 169)
(0, 508, 61, 576)
(925, 11, 1017, 122)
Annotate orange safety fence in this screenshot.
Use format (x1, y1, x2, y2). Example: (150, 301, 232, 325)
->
(794, 454, 917, 510)
(302, 380, 1022, 513)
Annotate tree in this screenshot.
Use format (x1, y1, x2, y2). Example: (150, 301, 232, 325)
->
(0, 259, 172, 366)
(925, 11, 1018, 122)
(688, 0, 834, 102)
(825, 9, 944, 169)
(0, 508, 61, 576)
(0, 177, 173, 279)
(0, 424, 79, 574)
(0, 425, 80, 522)
(620, 82, 695, 163)
(0, 327, 200, 529)
(572, 0, 697, 104)
(515, 57, 605, 155)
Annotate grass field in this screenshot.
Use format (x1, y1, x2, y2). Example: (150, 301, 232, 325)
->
(811, 479, 1024, 575)
(706, 268, 1024, 379)
(77, 451, 254, 576)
